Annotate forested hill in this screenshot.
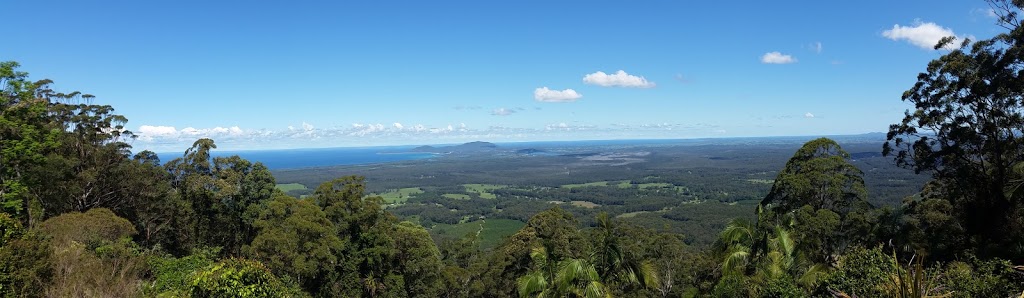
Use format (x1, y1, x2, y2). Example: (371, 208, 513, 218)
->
(5, 2, 1024, 295)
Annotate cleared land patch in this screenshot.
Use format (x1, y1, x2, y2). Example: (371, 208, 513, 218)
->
(464, 184, 503, 199)
(432, 219, 525, 249)
(570, 201, 600, 208)
(375, 187, 424, 204)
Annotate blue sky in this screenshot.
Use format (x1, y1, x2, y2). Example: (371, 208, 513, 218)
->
(3, 0, 1008, 151)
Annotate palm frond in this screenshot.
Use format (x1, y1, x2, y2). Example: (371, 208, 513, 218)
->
(517, 271, 548, 298)
(723, 244, 751, 273)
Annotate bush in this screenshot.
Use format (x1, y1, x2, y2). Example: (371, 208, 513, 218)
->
(816, 245, 895, 297)
(145, 247, 219, 296)
(189, 258, 289, 298)
(38, 208, 136, 248)
(0, 230, 51, 298)
(940, 255, 1024, 298)
(38, 208, 146, 297)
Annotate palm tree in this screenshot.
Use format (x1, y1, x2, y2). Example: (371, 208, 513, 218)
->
(718, 218, 760, 274)
(592, 213, 659, 291)
(517, 245, 611, 298)
(717, 215, 829, 294)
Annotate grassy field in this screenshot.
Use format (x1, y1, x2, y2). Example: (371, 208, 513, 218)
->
(432, 218, 526, 249)
(443, 193, 472, 200)
(463, 184, 503, 199)
(275, 183, 307, 192)
(375, 187, 424, 204)
(570, 201, 600, 208)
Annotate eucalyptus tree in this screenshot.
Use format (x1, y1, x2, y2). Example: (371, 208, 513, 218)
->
(760, 138, 872, 264)
(762, 138, 868, 216)
(164, 138, 275, 255)
(244, 192, 341, 292)
(883, 0, 1024, 259)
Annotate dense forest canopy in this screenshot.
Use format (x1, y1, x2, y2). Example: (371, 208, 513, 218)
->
(2, 1, 1024, 297)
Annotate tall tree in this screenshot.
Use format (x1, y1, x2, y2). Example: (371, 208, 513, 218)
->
(883, 0, 1024, 259)
(762, 138, 868, 215)
(244, 192, 341, 292)
(314, 176, 400, 297)
(165, 139, 275, 255)
(477, 207, 589, 298)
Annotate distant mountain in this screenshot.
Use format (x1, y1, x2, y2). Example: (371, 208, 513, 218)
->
(456, 141, 498, 150)
(411, 141, 498, 153)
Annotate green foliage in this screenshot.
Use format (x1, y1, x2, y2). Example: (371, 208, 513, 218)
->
(517, 245, 610, 298)
(477, 207, 589, 297)
(763, 137, 868, 215)
(189, 258, 288, 298)
(244, 192, 341, 292)
(710, 274, 750, 298)
(145, 247, 219, 296)
(38, 208, 147, 297)
(818, 246, 895, 297)
(312, 176, 397, 296)
(0, 61, 62, 224)
(939, 255, 1024, 298)
(883, 1, 1024, 260)
(590, 212, 659, 294)
(45, 238, 148, 297)
(0, 229, 51, 297)
(790, 205, 841, 264)
(392, 221, 444, 297)
(0, 214, 20, 248)
(897, 195, 966, 260)
(165, 139, 276, 255)
(38, 208, 135, 247)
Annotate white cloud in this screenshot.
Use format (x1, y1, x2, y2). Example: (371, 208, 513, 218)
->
(492, 108, 515, 116)
(805, 112, 815, 118)
(761, 52, 797, 64)
(393, 122, 404, 129)
(972, 8, 998, 18)
(882, 21, 960, 50)
(137, 125, 251, 142)
(810, 42, 822, 53)
(582, 70, 656, 88)
(301, 122, 314, 131)
(534, 87, 582, 102)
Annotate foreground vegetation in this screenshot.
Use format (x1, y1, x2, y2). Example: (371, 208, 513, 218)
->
(4, 1, 1024, 297)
